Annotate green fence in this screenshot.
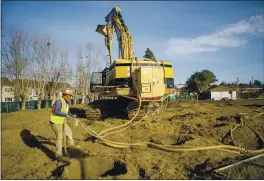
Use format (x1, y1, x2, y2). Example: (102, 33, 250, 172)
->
(41, 100, 52, 108)
(76, 98, 82, 104)
(1, 101, 20, 113)
(1, 100, 54, 113)
(173, 94, 197, 100)
(25, 100, 38, 109)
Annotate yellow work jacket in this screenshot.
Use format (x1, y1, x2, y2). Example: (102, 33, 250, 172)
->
(50, 97, 69, 125)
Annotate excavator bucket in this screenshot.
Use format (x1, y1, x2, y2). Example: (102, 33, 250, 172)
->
(96, 25, 108, 36)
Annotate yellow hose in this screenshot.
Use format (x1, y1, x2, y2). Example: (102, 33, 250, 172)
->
(98, 96, 142, 137)
(80, 120, 264, 154)
(82, 94, 264, 155)
(82, 58, 264, 155)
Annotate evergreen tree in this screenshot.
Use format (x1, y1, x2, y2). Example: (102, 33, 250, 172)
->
(143, 48, 156, 60)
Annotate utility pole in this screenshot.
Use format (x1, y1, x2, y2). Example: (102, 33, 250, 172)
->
(236, 77, 239, 99)
(251, 77, 254, 88)
(236, 77, 239, 89)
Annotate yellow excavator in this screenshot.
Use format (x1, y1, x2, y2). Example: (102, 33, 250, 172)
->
(88, 7, 175, 120)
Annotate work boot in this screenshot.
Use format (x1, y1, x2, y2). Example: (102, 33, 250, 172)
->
(68, 144, 81, 149)
(55, 152, 63, 160)
(55, 152, 70, 163)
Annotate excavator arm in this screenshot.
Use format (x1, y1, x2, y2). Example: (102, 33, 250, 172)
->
(96, 7, 134, 64)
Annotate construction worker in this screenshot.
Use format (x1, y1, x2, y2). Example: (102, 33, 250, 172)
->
(50, 89, 79, 158)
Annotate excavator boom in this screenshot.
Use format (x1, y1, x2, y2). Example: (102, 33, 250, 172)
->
(96, 7, 134, 64)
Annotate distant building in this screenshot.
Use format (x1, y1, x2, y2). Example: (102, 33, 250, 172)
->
(175, 84, 187, 89)
(1, 77, 15, 102)
(174, 88, 181, 96)
(28, 88, 38, 101)
(174, 84, 188, 96)
(210, 86, 236, 100)
(238, 88, 263, 99)
(0, 77, 72, 102)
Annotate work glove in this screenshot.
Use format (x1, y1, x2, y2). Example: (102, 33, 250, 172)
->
(74, 119, 80, 127)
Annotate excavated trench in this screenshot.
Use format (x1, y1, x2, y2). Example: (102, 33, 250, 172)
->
(65, 156, 127, 179)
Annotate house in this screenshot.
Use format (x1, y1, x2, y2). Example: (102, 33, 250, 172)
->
(174, 84, 188, 96)
(28, 89, 38, 101)
(1, 77, 15, 102)
(1, 77, 72, 102)
(210, 86, 236, 100)
(175, 84, 187, 89)
(174, 88, 181, 96)
(238, 88, 263, 99)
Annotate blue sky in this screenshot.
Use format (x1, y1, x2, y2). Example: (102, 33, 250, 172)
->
(2, 1, 264, 84)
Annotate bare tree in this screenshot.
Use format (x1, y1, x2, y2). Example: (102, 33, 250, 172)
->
(45, 44, 74, 105)
(30, 35, 50, 109)
(58, 49, 73, 91)
(74, 42, 101, 104)
(2, 31, 32, 110)
(74, 47, 84, 104)
(44, 41, 61, 105)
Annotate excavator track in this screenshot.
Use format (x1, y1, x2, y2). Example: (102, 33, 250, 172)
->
(127, 99, 169, 121)
(85, 106, 102, 120)
(85, 98, 168, 121)
(85, 98, 131, 120)
(127, 109, 145, 120)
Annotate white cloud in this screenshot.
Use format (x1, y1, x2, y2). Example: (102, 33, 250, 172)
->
(166, 14, 264, 57)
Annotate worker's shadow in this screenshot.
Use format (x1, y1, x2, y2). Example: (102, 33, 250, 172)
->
(20, 129, 89, 179)
(20, 129, 57, 161)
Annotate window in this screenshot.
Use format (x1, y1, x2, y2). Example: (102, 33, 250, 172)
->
(91, 72, 103, 85)
(5, 98, 12, 102)
(5, 88, 13, 92)
(32, 89, 38, 96)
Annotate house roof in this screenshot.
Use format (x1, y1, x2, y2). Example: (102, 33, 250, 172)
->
(175, 84, 187, 89)
(211, 86, 236, 92)
(239, 88, 262, 91)
(175, 88, 182, 92)
(1, 77, 71, 88)
(1, 77, 13, 86)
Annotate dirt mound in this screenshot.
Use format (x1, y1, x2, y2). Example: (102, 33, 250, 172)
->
(2, 100, 264, 179)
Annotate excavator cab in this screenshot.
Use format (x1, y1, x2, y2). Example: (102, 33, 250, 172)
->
(90, 72, 102, 92)
(90, 68, 109, 93)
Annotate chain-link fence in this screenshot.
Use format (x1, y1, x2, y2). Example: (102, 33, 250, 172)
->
(1, 100, 54, 113)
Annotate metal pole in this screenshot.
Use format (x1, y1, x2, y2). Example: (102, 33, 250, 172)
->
(215, 153, 264, 172)
(63, 118, 67, 155)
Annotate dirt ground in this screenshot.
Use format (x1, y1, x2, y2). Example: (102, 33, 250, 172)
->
(1, 99, 264, 179)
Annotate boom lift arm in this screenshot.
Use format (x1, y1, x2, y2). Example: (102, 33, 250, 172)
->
(96, 7, 134, 64)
